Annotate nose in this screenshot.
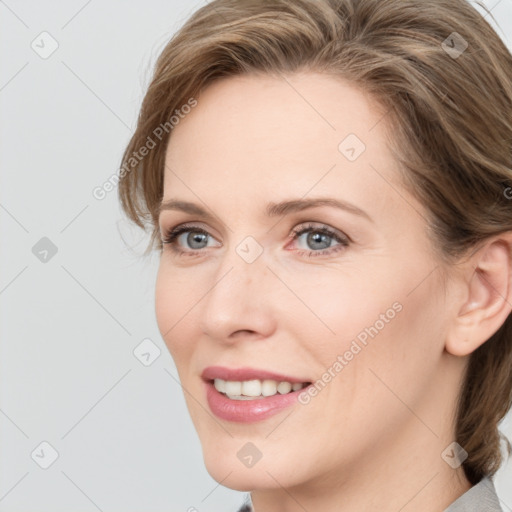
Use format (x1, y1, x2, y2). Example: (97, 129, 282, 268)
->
(199, 246, 276, 343)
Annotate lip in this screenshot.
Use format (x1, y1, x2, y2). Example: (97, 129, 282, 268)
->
(201, 366, 312, 423)
(204, 380, 311, 423)
(201, 366, 308, 383)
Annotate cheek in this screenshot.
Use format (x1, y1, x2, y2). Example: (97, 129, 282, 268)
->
(293, 259, 446, 377)
(321, 269, 447, 420)
(155, 263, 198, 360)
(283, 266, 402, 349)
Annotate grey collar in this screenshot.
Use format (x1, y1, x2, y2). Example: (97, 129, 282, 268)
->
(237, 476, 503, 512)
(444, 476, 503, 512)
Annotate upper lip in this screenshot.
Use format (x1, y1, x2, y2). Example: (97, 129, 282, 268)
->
(201, 366, 310, 384)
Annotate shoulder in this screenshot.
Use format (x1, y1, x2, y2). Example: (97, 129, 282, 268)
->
(234, 477, 503, 512)
(444, 476, 503, 512)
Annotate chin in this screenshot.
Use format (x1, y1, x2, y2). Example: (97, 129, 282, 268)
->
(205, 464, 260, 492)
(199, 435, 308, 491)
(203, 455, 285, 491)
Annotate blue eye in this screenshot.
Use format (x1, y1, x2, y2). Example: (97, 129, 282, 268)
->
(289, 223, 349, 257)
(176, 230, 208, 249)
(162, 225, 219, 253)
(161, 222, 350, 258)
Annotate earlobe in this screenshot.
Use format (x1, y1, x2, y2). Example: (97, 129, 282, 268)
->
(445, 237, 512, 357)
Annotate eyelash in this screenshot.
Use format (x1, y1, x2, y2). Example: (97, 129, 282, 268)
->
(161, 222, 350, 258)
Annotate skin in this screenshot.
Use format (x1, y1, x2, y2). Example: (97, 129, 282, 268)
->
(155, 72, 512, 512)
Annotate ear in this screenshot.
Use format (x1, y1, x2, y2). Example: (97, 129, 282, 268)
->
(445, 234, 512, 357)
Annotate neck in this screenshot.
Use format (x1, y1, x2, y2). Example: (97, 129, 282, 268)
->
(250, 430, 471, 512)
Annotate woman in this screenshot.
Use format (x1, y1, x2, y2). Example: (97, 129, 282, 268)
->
(118, 0, 512, 510)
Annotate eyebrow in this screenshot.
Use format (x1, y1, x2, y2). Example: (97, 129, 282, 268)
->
(158, 197, 372, 222)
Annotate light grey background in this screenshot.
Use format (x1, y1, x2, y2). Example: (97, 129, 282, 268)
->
(1, 1, 511, 511)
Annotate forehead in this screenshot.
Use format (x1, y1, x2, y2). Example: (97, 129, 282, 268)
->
(162, 72, 399, 215)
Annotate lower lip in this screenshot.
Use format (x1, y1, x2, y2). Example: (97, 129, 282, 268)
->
(204, 381, 309, 423)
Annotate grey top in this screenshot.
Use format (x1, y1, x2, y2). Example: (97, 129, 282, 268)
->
(236, 476, 503, 512)
(444, 477, 503, 512)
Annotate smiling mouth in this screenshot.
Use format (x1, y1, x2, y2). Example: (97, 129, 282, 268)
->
(211, 378, 312, 400)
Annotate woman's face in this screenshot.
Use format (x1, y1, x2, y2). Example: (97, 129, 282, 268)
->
(156, 72, 460, 490)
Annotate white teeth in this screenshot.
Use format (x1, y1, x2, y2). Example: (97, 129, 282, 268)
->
(241, 380, 262, 397)
(224, 380, 242, 396)
(261, 379, 277, 396)
(213, 378, 308, 399)
(277, 381, 292, 394)
(214, 378, 226, 393)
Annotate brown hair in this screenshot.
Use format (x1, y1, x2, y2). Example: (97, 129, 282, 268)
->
(118, 0, 512, 484)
